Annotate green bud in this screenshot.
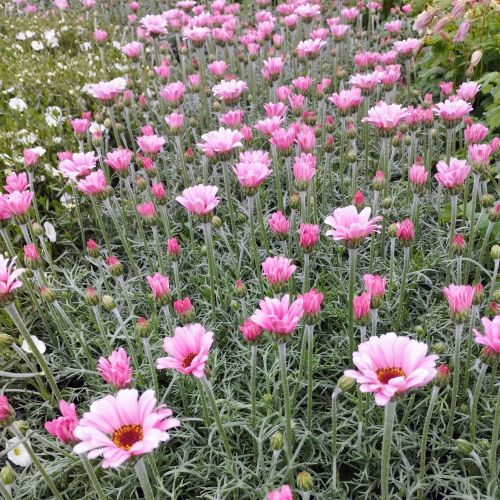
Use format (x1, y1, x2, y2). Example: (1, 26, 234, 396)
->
(262, 393, 273, 407)
(347, 150, 357, 163)
(103, 118, 112, 129)
(0, 333, 14, 348)
(135, 317, 151, 337)
(195, 176, 204, 185)
(431, 342, 445, 354)
(481, 193, 494, 208)
(13, 420, 28, 433)
(31, 222, 44, 236)
(404, 135, 412, 147)
(200, 245, 207, 256)
(337, 375, 355, 392)
(388, 223, 398, 238)
(290, 193, 301, 211)
(270, 432, 283, 451)
(382, 197, 393, 210)
(415, 325, 425, 338)
(0, 464, 14, 485)
(478, 439, 489, 451)
(40, 286, 56, 303)
(230, 300, 239, 311)
(297, 471, 313, 492)
(212, 101, 221, 112)
(490, 245, 500, 260)
(337, 245, 346, 256)
(84, 288, 99, 307)
(102, 295, 116, 311)
(212, 215, 222, 228)
(456, 439, 473, 455)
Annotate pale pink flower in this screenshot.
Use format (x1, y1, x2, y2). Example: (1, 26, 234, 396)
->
(300, 288, 323, 318)
(167, 238, 180, 259)
(73, 389, 180, 468)
(468, 144, 492, 167)
(464, 124, 489, 145)
(251, 294, 304, 338)
(176, 184, 219, 216)
(295, 125, 316, 152)
(393, 38, 421, 56)
(165, 112, 184, 132)
(255, 116, 283, 136)
(5, 172, 29, 193)
(299, 223, 319, 252)
(207, 60, 227, 77)
(233, 150, 272, 192)
(0, 256, 25, 300)
(59, 152, 97, 180)
(45, 400, 79, 445)
(97, 348, 133, 389)
(473, 316, 500, 354)
(292, 76, 313, 94)
(345, 332, 438, 405)
(220, 109, 244, 129)
(349, 72, 382, 92)
(353, 292, 371, 322)
(160, 81, 186, 105)
(147, 273, 170, 300)
(433, 99, 473, 125)
(434, 158, 470, 190)
(385, 20, 402, 33)
(197, 128, 243, 158)
(409, 164, 428, 188)
(262, 57, 285, 80)
(262, 256, 296, 286)
(362, 102, 407, 135)
(363, 274, 386, 307)
(137, 201, 157, 221)
(240, 318, 264, 343)
(457, 82, 481, 102)
(86, 78, 126, 102)
(293, 152, 316, 188)
(137, 134, 165, 155)
(212, 79, 247, 103)
(157, 323, 213, 377)
(182, 26, 210, 44)
(140, 14, 168, 36)
(105, 149, 133, 174)
(270, 128, 296, 153)
(23, 148, 40, 168)
(325, 205, 382, 245)
(268, 484, 293, 500)
(397, 219, 415, 244)
(121, 41, 143, 58)
(76, 170, 108, 196)
(268, 211, 290, 238)
(443, 284, 474, 321)
(329, 88, 363, 115)
(330, 24, 350, 40)
(5, 190, 33, 216)
(264, 102, 287, 118)
(71, 118, 91, 135)
(296, 38, 326, 58)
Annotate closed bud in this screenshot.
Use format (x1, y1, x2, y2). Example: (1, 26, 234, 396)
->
(290, 193, 301, 211)
(455, 439, 473, 455)
(404, 135, 412, 147)
(489, 204, 500, 223)
(470, 50, 482, 68)
(195, 176, 203, 185)
(13, 420, 28, 433)
(32, 222, 44, 236)
(392, 134, 401, 147)
(431, 342, 445, 354)
(84, 287, 99, 307)
(337, 245, 346, 256)
(40, 286, 56, 303)
(102, 295, 116, 311)
(135, 175, 148, 192)
(0, 464, 14, 486)
(415, 325, 425, 338)
(347, 150, 357, 163)
(262, 393, 273, 408)
(434, 364, 450, 387)
(200, 245, 207, 256)
(212, 101, 221, 112)
(478, 439, 489, 451)
(490, 245, 500, 260)
(297, 471, 313, 492)
(234, 280, 246, 298)
(337, 375, 355, 392)
(270, 432, 283, 451)
(230, 300, 239, 311)
(135, 317, 151, 337)
(481, 193, 494, 208)
(388, 223, 398, 238)
(211, 215, 222, 228)
(382, 197, 393, 210)
(0, 333, 14, 348)
(480, 346, 498, 366)
(103, 118, 112, 129)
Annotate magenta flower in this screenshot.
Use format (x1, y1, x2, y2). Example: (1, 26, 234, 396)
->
(409, 164, 428, 189)
(300, 288, 323, 322)
(176, 184, 220, 217)
(353, 292, 371, 322)
(147, 273, 170, 301)
(105, 148, 133, 175)
(325, 205, 382, 246)
(137, 134, 165, 155)
(157, 323, 214, 377)
(262, 256, 296, 287)
(45, 400, 79, 445)
(473, 316, 500, 355)
(5, 190, 33, 217)
(268, 484, 293, 500)
(363, 274, 386, 308)
(0, 395, 14, 426)
(299, 223, 319, 252)
(464, 124, 489, 145)
(268, 211, 290, 239)
(240, 318, 264, 343)
(251, 294, 304, 339)
(434, 158, 470, 191)
(4, 172, 29, 193)
(397, 219, 415, 245)
(73, 389, 180, 468)
(159, 81, 185, 105)
(345, 332, 438, 406)
(468, 144, 492, 167)
(0, 256, 25, 303)
(362, 102, 407, 136)
(98, 348, 133, 389)
(443, 284, 474, 323)
(59, 152, 97, 181)
(76, 170, 108, 197)
(71, 118, 91, 135)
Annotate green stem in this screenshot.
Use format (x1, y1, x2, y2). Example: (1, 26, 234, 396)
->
(134, 457, 154, 500)
(381, 401, 396, 500)
(462, 306, 478, 393)
(5, 303, 61, 402)
(348, 248, 358, 356)
(470, 362, 488, 444)
(331, 387, 341, 491)
(278, 341, 293, 461)
(446, 322, 464, 437)
(306, 324, 314, 430)
(489, 383, 500, 488)
(397, 247, 410, 328)
(250, 344, 257, 430)
(81, 456, 106, 500)
(203, 223, 217, 316)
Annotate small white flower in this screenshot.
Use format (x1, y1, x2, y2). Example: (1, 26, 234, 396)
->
(89, 122, 106, 133)
(112, 41, 121, 50)
(8, 97, 27, 112)
(44, 222, 57, 243)
(21, 336, 46, 355)
(16, 32, 26, 41)
(32, 146, 46, 157)
(25, 31, 35, 39)
(7, 437, 32, 467)
(45, 106, 63, 127)
(43, 30, 59, 48)
(31, 41, 44, 51)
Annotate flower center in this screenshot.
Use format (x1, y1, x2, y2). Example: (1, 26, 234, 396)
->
(112, 424, 144, 451)
(377, 367, 405, 385)
(182, 352, 197, 368)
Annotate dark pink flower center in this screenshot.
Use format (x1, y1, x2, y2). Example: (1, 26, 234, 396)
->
(112, 424, 143, 451)
(182, 352, 197, 368)
(377, 367, 405, 385)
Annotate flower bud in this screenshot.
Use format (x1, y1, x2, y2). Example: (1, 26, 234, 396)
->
(262, 393, 273, 408)
(32, 222, 44, 236)
(230, 300, 239, 311)
(382, 197, 392, 209)
(480, 346, 498, 366)
(270, 432, 284, 451)
(451, 234, 467, 256)
(86, 239, 100, 258)
(473, 283, 484, 305)
(13, 420, 28, 433)
(135, 317, 151, 337)
(0, 334, 14, 348)
(297, 471, 313, 492)
(415, 325, 425, 338)
(431, 342, 445, 354)
(481, 193, 494, 208)
(212, 215, 222, 228)
(234, 280, 246, 298)
(102, 295, 116, 311)
(290, 193, 301, 211)
(478, 439, 489, 451)
(434, 364, 450, 387)
(0, 396, 15, 427)
(491, 245, 500, 260)
(455, 439, 473, 455)
(337, 375, 355, 392)
(40, 286, 56, 303)
(347, 150, 357, 163)
(84, 287, 99, 307)
(0, 465, 14, 486)
(388, 223, 398, 238)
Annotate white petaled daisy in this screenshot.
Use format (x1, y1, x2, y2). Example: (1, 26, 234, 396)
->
(7, 437, 32, 467)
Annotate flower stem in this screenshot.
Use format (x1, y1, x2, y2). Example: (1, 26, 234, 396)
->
(134, 457, 154, 500)
(462, 306, 478, 393)
(331, 387, 341, 491)
(470, 362, 488, 444)
(200, 376, 234, 468)
(371, 308, 378, 336)
(489, 383, 500, 488)
(5, 303, 61, 402)
(381, 401, 396, 500)
(250, 344, 257, 430)
(142, 338, 160, 400)
(348, 248, 358, 356)
(418, 385, 440, 494)
(9, 426, 62, 500)
(203, 223, 217, 316)
(306, 324, 314, 430)
(278, 341, 293, 461)
(446, 322, 464, 437)
(397, 247, 410, 329)
(81, 455, 106, 500)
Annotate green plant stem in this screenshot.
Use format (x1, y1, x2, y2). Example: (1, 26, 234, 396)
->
(470, 362, 488, 444)
(388, 238, 396, 300)
(464, 174, 480, 279)
(331, 387, 341, 491)
(203, 223, 218, 316)
(92, 305, 112, 352)
(462, 306, 478, 393)
(446, 322, 464, 437)
(142, 337, 160, 400)
(371, 308, 378, 336)
(9, 426, 62, 500)
(134, 457, 154, 500)
(250, 344, 257, 430)
(348, 248, 358, 356)
(305, 324, 314, 430)
(278, 341, 293, 461)
(0, 480, 13, 500)
(489, 383, 500, 488)
(81, 456, 106, 500)
(200, 376, 234, 469)
(381, 401, 396, 500)
(397, 247, 410, 328)
(418, 385, 440, 495)
(5, 302, 61, 402)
